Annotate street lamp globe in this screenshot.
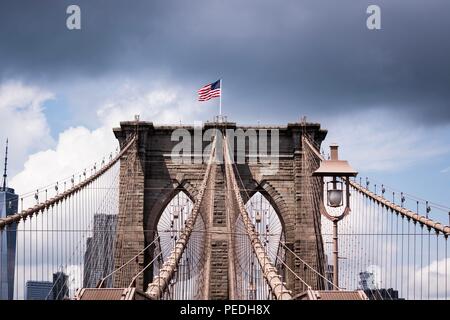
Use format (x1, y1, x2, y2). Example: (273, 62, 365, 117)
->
(327, 180, 343, 207)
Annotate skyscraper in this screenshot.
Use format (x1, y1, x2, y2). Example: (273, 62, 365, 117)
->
(324, 255, 334, 290)
(359, 271, 377, 290)
(26, 281, 53, 300)
(83, 214, 117, 288)
(52, 271, 69, 300)
(0, 139, 18, 300)
(359, 271, 402, 300)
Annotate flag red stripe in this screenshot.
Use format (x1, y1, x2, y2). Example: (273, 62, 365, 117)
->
(197, 87, 210, 93)
(198, 92, 221, 101)
(198, 91, 220, 101)
(198, 89, 220, 97)
(197, 81, 221, 101)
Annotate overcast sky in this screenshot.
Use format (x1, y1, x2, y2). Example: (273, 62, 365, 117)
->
(0, 1, 449, 219)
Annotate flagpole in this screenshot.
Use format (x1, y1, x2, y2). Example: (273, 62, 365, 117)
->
(219, 78, 222, 116)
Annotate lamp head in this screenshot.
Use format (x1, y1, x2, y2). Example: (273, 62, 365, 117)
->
(313, 144, 358, 178)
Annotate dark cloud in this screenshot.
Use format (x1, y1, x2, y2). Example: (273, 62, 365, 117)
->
(0, 0, 449, 124)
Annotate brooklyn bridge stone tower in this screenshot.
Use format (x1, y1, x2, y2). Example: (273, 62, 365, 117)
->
(112, 120, 327, 298)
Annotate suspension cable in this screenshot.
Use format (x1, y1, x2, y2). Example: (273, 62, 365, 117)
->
(0, 134, 136, 229)
(302, 135, 450, 235)
(98, 235, 160, 288)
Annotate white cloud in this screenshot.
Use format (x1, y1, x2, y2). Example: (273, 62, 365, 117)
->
(58, 77, 206, 129)
(440, 167, 450, 174)
(10, 126, 116, 197)
(97, 82, 202, 127)
(322, 109, 450, 172)
(0, 81, 54, 177)
(412, 257, 450, 299)
(9, 82, 205, 196)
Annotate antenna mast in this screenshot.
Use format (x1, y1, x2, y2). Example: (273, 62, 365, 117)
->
(2, 138, 8, 191)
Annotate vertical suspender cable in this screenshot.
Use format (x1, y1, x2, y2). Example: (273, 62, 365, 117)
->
(420, 224, 423, 300)
(436, 232, 439, 299)
(413, 221, 416, 300)
(445, 235, 448, 300)
(395, 211, 399, 295)
(0, 225, 3, 298)
(428, 228, 431, 300)
(406, 218, 410, 300)
(400, 215, 404, 298)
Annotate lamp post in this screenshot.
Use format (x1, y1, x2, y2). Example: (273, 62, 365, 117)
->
(313, 144, 357, 288)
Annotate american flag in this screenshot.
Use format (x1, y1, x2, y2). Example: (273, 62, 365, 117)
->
(197, 79, 221, 101)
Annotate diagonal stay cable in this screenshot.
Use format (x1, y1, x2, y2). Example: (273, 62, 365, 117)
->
(276, 254, 311, 289)
(128, 251, 163, 288)
(280, 242, 340, 290)
(98, 235, 161, 288)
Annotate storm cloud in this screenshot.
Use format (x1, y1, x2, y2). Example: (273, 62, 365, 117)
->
(0, 0, 449, 124)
